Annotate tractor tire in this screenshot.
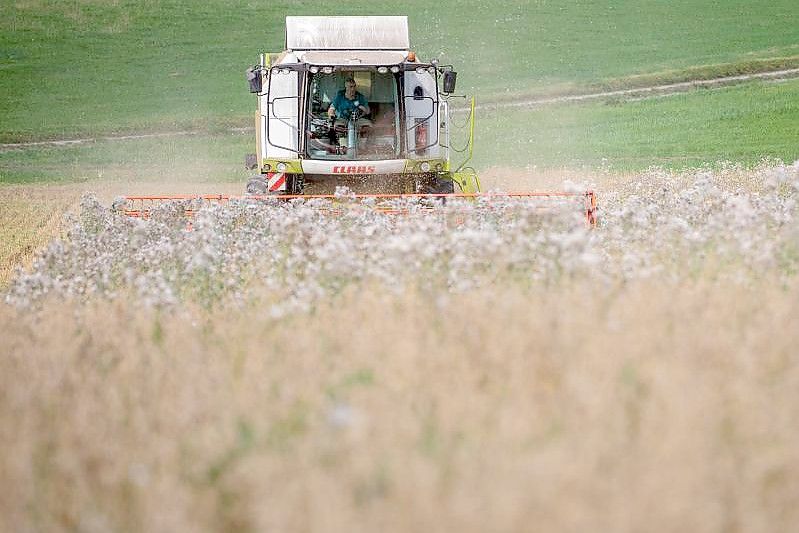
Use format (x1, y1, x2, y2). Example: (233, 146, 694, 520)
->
(245, 176, 268, 195)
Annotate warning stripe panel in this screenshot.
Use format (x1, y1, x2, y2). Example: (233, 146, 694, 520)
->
(267, 172, 286, 192)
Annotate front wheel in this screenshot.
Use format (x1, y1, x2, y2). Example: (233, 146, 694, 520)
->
(245, 175, 268, 195)
(245, 174, 304, 195)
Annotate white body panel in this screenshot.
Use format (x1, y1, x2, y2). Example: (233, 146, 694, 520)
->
(286, 16, 409, 50)
(301, 159, 406, 174)
(403, 70, 440, 158)
(264, 66, 299, 158)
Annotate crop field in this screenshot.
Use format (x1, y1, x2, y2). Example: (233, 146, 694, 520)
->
(3, 0, 799, 531)
(0, 184, 80, 286)
(3, 164, 799, 531)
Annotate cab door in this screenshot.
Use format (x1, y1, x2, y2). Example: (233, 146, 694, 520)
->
(265, 67, 300, 158)
(403, 69, 439, 158)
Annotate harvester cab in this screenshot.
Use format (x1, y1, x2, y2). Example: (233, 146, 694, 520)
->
(244, 16, 480, 196)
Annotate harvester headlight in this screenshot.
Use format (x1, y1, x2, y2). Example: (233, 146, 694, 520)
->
(309, 66, 319, 74)
(321, 66, 334, 74)
(419, 161, 431, 172)
(390, 66, 400, 73)
(276, 162, 288, 172)
(278, 68, 290, 75)
(435, 163, 443, 171)
(263, 163, 271, 172)
(377, 66, 389, 74)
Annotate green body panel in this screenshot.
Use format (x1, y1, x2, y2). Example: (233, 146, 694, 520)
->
(451, 169, 481, 193)
(261, 158, 451, 175)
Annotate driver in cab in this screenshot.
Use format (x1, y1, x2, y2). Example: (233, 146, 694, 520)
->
(327, 77, 372, 132)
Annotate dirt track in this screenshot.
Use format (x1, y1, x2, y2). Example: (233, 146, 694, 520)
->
(476, 67, 799, 110)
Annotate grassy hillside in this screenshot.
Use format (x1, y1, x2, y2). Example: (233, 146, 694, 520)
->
(2, 0, 798, 141)
(476, 79, 799, 170)
(3, 78, 797, 184)
(0, 134, 250, 184)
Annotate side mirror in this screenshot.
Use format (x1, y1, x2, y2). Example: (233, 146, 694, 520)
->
(246, 67, 262, 94)
(442, 70, 457, 94)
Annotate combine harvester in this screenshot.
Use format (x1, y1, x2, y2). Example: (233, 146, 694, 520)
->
(121, 16, 597, 225)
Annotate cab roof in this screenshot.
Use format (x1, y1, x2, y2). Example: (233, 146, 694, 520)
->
(285, 16, 410, 51)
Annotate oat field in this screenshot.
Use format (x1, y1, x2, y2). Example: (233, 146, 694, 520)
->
(3, 163, 799, 532)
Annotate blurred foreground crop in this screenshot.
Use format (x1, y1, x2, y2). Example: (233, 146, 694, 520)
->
(2, 282, 799, 532)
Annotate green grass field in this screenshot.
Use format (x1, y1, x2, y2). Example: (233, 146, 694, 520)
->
(1, 1, 798, 184)
(0, 134, 251, 184)
(2, 0, 798, 141)
(476, 79, 799, 171)
(3, 78, 798, 184)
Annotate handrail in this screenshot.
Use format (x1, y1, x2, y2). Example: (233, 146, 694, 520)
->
(454, 96, 475, 173)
